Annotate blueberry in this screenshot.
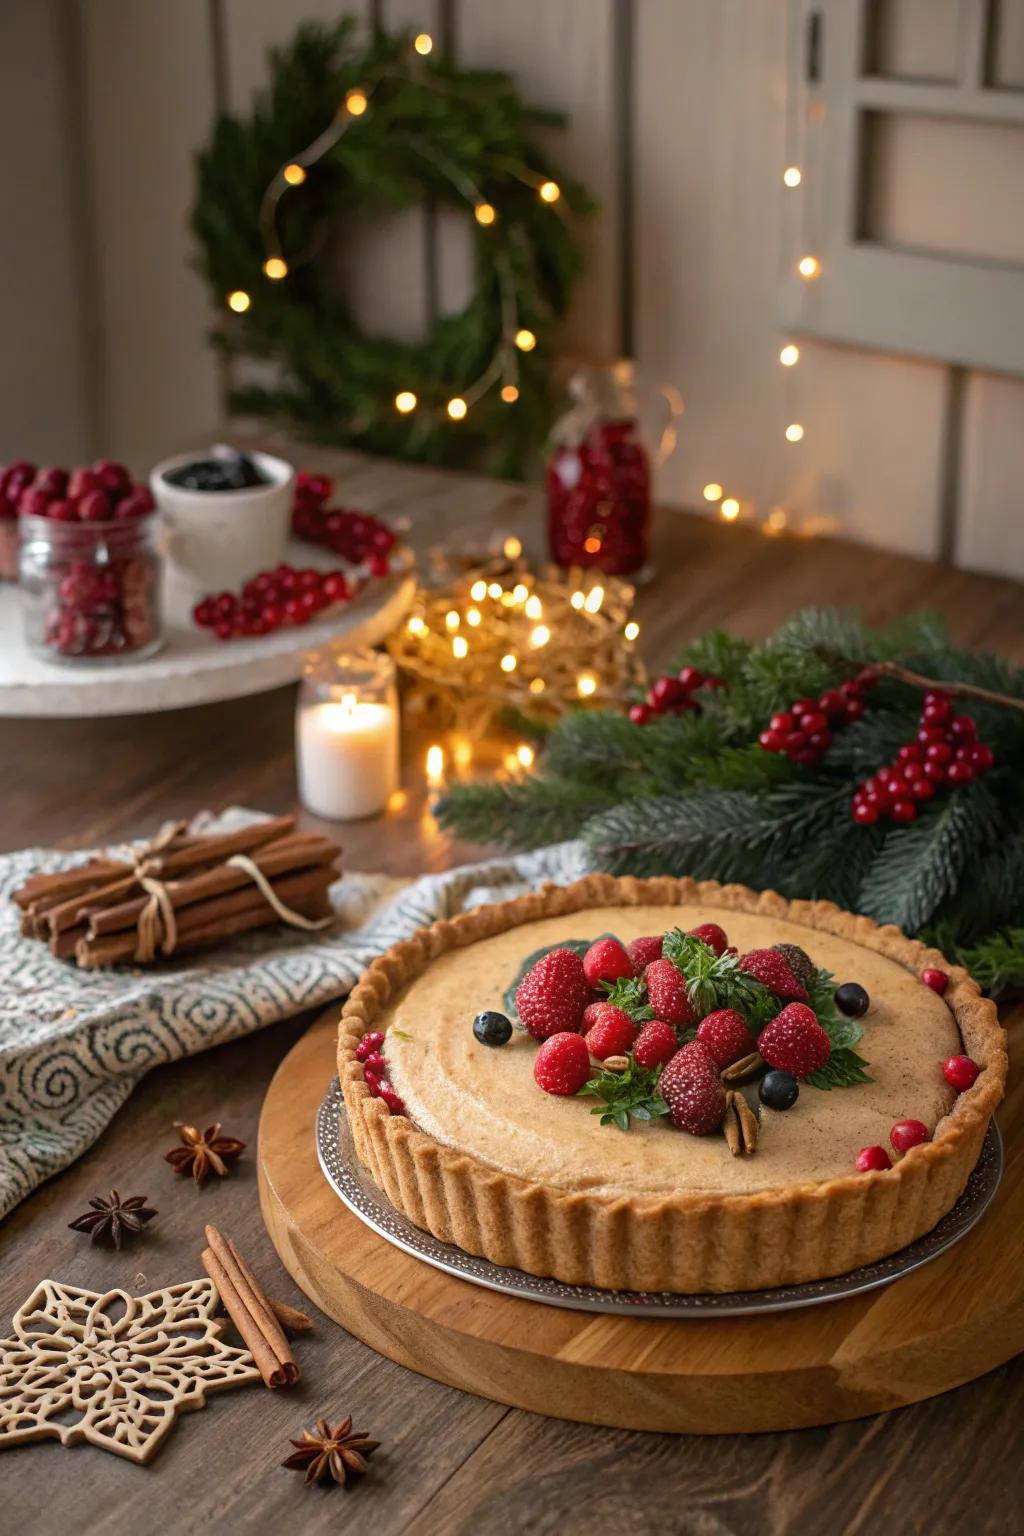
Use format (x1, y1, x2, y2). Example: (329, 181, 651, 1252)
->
(473, 1011, 513, 1047)
(759, 1070, 799, 1111)
(835, 982, 870, 1018)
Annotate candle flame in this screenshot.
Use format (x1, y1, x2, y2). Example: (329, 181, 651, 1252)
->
(426, 744, 445, 786)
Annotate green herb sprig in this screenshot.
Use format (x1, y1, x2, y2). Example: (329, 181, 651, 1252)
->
(578, 1059, 669, 1132)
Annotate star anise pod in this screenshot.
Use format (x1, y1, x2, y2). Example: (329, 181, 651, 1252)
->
(164, 1122, 246, 1185)
(282, 1416, 380, 1488)
(68, 1190, 157, 1249)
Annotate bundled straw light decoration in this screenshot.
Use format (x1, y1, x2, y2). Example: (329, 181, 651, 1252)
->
(387, 552, 646, 738)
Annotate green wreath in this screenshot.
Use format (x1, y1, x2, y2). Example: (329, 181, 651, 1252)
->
(192, 18, 595, 477)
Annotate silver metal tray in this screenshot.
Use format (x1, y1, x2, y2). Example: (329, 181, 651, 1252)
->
(315, 1078, 1003, 1318)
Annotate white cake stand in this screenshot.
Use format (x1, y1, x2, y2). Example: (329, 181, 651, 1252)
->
(0, 542, 415, 717)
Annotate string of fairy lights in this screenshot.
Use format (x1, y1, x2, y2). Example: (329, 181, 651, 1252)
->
(700, 53, 820, 535)
(223, 30, 562, 425)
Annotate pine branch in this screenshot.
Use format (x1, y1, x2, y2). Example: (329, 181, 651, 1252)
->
(856, 787, 994, 933)
(435, 777, 614, 848)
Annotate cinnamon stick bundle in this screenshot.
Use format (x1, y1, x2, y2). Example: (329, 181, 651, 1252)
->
(201, 1224, 299, 1388)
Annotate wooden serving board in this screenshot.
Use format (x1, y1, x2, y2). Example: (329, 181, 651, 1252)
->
(258, 1010, 1024, 1434)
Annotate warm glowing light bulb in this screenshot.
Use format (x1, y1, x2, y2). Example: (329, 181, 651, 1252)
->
(570, 590, 585, 610)
(779, 344, 800, 367)
(227, 290, 251, 313)
(524, 595, 542, 619)
(414, 32, 433, 55)
(721, 498, 740, 521)
(487, 582, 503, 599)
(283, 163, 306, 186)
(500, 653, 517, 672)
(452, 634, 468, 658)
(474, 202, 497, 226)
(530, 625, 550, 648)
(263, 257, 288, 280)
(501, 384, 519, 403)
(426, 744, 444, 785)
(798, 255, 821, 280)
(387, 788, 407, 813)
(345, 89, 369, 116)
(453, 738, 473, 769)
(539, 180, 560, 203)
(447, 396, 468, 420)
(514, 328, 536, 352)
(395, 390, 417, 413)
(583, 585, 605, 614)
(407, 615, 427, 636)
(503, 535, 522, 560)
(529, 677, 546, 694)
(624, 621, 640, 641)
(470, 579, 487, 601)
(445, 610, 460, 632)
(783, 166, 802, 188)
(466, 607, 481, 626)
(767, 508, 788, 532)
(785, 422, 805, 442)
(583, 536, 602, 554)
(703, 482, 723, 502)
(512, 582, 529, 603)
(576, 672, 598, 697)
(517, 743, 535, 769)
(500, 590, 515, 607)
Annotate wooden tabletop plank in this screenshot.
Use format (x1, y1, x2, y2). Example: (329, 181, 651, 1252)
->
(1, 453, 1021, 1530)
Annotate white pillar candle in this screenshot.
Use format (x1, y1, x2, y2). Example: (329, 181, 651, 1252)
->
(297, 692, 399, 820)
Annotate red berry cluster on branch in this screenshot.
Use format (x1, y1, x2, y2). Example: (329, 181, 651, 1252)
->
(292, 472, 395, 577)
(193, 563, 355, 640)
(0, 459, 154, 524)
(758, 669, 875, 767)
(628, 665, 726, 725)
(851, 690, 995, 825)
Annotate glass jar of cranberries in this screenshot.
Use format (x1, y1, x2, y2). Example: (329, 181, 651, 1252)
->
(545, 365, 682, 576)
(19, 509, 164, 663)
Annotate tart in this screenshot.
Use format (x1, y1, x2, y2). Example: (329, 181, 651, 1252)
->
(337, 875, 1006, 1293)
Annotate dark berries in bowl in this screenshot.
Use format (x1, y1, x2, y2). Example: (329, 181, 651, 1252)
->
(473, 1011, 513, 1047)
(758, 1070, 799, 1111)
(834, 982, 870, 1018)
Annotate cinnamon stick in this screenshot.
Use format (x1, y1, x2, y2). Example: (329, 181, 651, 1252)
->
(44, 875, 145, 936)
(268, 1298, 314, 1336)
(11, 858, 130, 911)
(201, 1225, 298, 1388)
(74, 868, 335, 968)
(140, 815, 296, 877)
(88, 835, 338, 937)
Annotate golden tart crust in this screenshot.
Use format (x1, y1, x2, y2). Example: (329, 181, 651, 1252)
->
(337, 875, 1006, 1293)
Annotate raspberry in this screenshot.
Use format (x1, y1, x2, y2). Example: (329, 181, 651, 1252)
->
(583, 1003, 636, 1060)
(627, 934, 663, 970)
(890, 1119, 930, 1153)
(533, 1032, 592, 1096)
(644, 958, 696, 1027)
(757, 1003, 830, 1078)
(696, 1008, 755, 1068)
(943, 1055, 979, 1092)
(738, 948, 809, 1002)
(355, 1030, 385, 1061)
(516, 948, 590, 1041)
(688, 922, 728, 957)
(856, 1145, 891, 1172)
(659, 1042, 726, 1135)
(582, 936, 634, 988)
(632, 1019, 678, 1069)
(921, 967, 949, 996)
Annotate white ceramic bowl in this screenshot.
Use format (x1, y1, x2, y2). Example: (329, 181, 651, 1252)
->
(150, 448, 295, 592)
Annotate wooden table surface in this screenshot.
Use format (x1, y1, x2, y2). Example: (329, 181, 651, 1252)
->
(2, 453, 1022, 1535)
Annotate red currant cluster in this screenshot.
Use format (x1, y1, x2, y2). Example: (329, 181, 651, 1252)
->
(355, 1029, 406, 1114)
(546, 419, 651, 575)
(758, 669, 876, 767)
(292, 472, 395, 576)
(193, 563, 355, 641)
(851, 691, 995, 825)
(628, 665, 726, 725)
(0, 459, 154, 524)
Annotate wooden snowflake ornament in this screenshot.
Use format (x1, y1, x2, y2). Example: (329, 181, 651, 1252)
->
(0, 1277, 261, 1464)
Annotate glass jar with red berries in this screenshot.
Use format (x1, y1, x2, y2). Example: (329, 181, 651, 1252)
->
(19, 503, 163, 664)
(546, 364, 683, 576)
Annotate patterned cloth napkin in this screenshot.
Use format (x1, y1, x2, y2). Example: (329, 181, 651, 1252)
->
(0, 809, 585, 1220)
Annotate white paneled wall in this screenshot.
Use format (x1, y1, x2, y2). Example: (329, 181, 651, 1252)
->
(0, 0, 1021, 577)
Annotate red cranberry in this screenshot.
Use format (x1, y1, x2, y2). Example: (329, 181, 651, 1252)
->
(355, 1030, 385, 1061)
(19, 488, 52, 517)
(791, 697, 817, 715)
(922, 699, 951, 726)
(369, 554, 390, 577)
(78, 490, 111, 522)
(916, 726, 945, 746)
(922, 759, 948, 783)
(214, 591, 236, 618)
(758, 729, 784, 752)
(193, 599, 215, 626)
(48, 498, 78, 521)
(907, 778, 934, 801)
(890, 799, 918, 823)
(283, 596, 305, 623)
(946, 761, 975, 786)
(818, 689, 846, 717)
(852, 800, 879, 824)
(362, 1051, 386, 1076)
(379, 1082, 406, 1115)
(94, 459, 131, 494)
(213, 620, 235, 640)
(783, 730, 807, 754)
(943, 1055, 979, 1092)
(926, 742, 953, 764)
(116, 488, 155, 519)
(890, 1119, 930, 1153)
(650, 675, 689, 708)
(844, 697, 865, 721)
(33, 466, 68, 497)
(855, 1146, 891, 1173)
(949, 714, 976, 740)
(896, 744, 922, 764)
(677, 665, 705, 690)
(322, 572, 350, 603)
(260, 602, 283, 630)
(798, 710, 828, 734)
(770, 711, 795, 733)
(921, 967, 949, 995)
(969, 742, 994, 771)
